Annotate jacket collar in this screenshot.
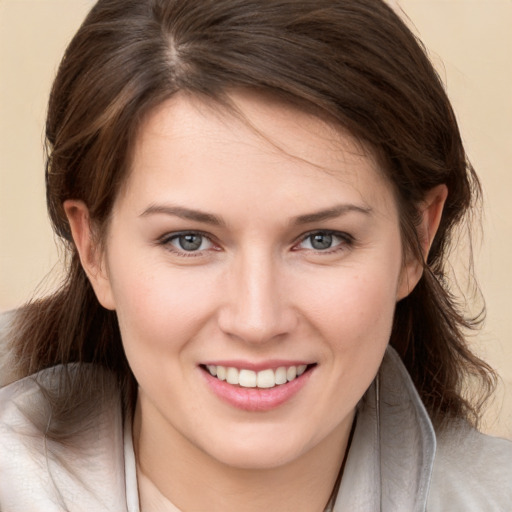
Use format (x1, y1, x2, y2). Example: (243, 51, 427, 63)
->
(334, 347, 436, 511)
(0, 347, 435, 511)
(0, 366, 129, 511)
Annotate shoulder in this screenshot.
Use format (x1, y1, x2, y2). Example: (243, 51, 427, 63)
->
(0, 309, 18, 387)
(428, 422, 512, 511)
(0, 365, 129, 511)
(0, 369, 62, 510)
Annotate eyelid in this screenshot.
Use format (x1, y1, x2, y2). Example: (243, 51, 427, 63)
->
(156, 229, 354, 257)
(158, 230, 220, 256)
(292, 230, 354, 252)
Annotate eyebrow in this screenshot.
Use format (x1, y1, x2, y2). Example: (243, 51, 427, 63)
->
(292, 204, 373, 225)
(139, 203, 372, 226)
(140, 205, 226, 226)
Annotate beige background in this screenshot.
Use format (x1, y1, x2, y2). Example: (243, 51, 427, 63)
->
(0, 0, 511, 439)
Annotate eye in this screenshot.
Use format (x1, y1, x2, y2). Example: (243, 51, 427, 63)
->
(296, 231, 352, 252)
(161, 232, 215, 254)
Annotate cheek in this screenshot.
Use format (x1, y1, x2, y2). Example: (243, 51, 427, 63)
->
(288, 265, 400, 439)
(106, 248, 221, 357)
(298, 264, 400, 349)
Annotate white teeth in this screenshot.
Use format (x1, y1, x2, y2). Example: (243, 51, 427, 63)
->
(297, 364, 307, 376)
(239, 369, 257, 388)
(205, 364, 309, 388)
(226, 367, 239, 385)
(275, 367, 287, 385)
(286, 366, 297, 382)
(257, 369, 275, 388)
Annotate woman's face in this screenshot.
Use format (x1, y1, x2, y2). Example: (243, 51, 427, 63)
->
(87, 91, 419, 469)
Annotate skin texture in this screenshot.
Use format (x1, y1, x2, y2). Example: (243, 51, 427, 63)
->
(65, 91, 446, 511)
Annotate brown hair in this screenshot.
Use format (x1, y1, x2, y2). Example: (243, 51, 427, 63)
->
(11, 0, 494, 435)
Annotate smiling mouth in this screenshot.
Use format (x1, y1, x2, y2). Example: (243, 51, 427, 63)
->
(201, 364, 315, 389)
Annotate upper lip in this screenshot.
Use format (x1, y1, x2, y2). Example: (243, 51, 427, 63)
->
(200, 360, 314, 372)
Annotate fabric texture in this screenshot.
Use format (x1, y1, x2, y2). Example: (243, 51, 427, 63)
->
(0, 342, 511, 511)
(0, 310, 17, 388)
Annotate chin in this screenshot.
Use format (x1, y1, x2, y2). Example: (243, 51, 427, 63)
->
(196, 425, 317, 471)
(214, 445, 303, 471)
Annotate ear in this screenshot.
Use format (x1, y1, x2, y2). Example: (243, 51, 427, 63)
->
(63, 200, 116, 310)
(396, 184, 448, 300)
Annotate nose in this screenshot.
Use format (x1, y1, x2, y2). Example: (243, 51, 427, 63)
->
(217, 249, 298, 345)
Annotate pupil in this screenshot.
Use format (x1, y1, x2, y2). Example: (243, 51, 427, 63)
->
(311, 233, 332, 250)
(179, 234, 202, 251)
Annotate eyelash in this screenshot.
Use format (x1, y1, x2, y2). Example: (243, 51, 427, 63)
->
(158, 231, 218, 258)
(157, 230, 354, 257)
(293, 230, 355, 254)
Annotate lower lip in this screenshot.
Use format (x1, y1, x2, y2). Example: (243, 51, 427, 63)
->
(202, 368, 313, 412)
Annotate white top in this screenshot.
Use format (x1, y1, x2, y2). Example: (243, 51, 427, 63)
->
(0, 347, 511, 511)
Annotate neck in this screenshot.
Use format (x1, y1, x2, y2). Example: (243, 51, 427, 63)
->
(133, 396, 354, 512)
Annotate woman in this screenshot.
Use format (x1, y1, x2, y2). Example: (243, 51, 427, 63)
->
(0, 0, 510, 510)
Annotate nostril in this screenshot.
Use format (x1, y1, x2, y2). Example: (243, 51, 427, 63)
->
(217, 306, 299, 345)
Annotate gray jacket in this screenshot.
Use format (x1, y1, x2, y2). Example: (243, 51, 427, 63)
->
(0, 317, 511, 511)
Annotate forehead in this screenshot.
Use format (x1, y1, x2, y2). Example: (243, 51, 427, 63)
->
(121, 90, 397, 218)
